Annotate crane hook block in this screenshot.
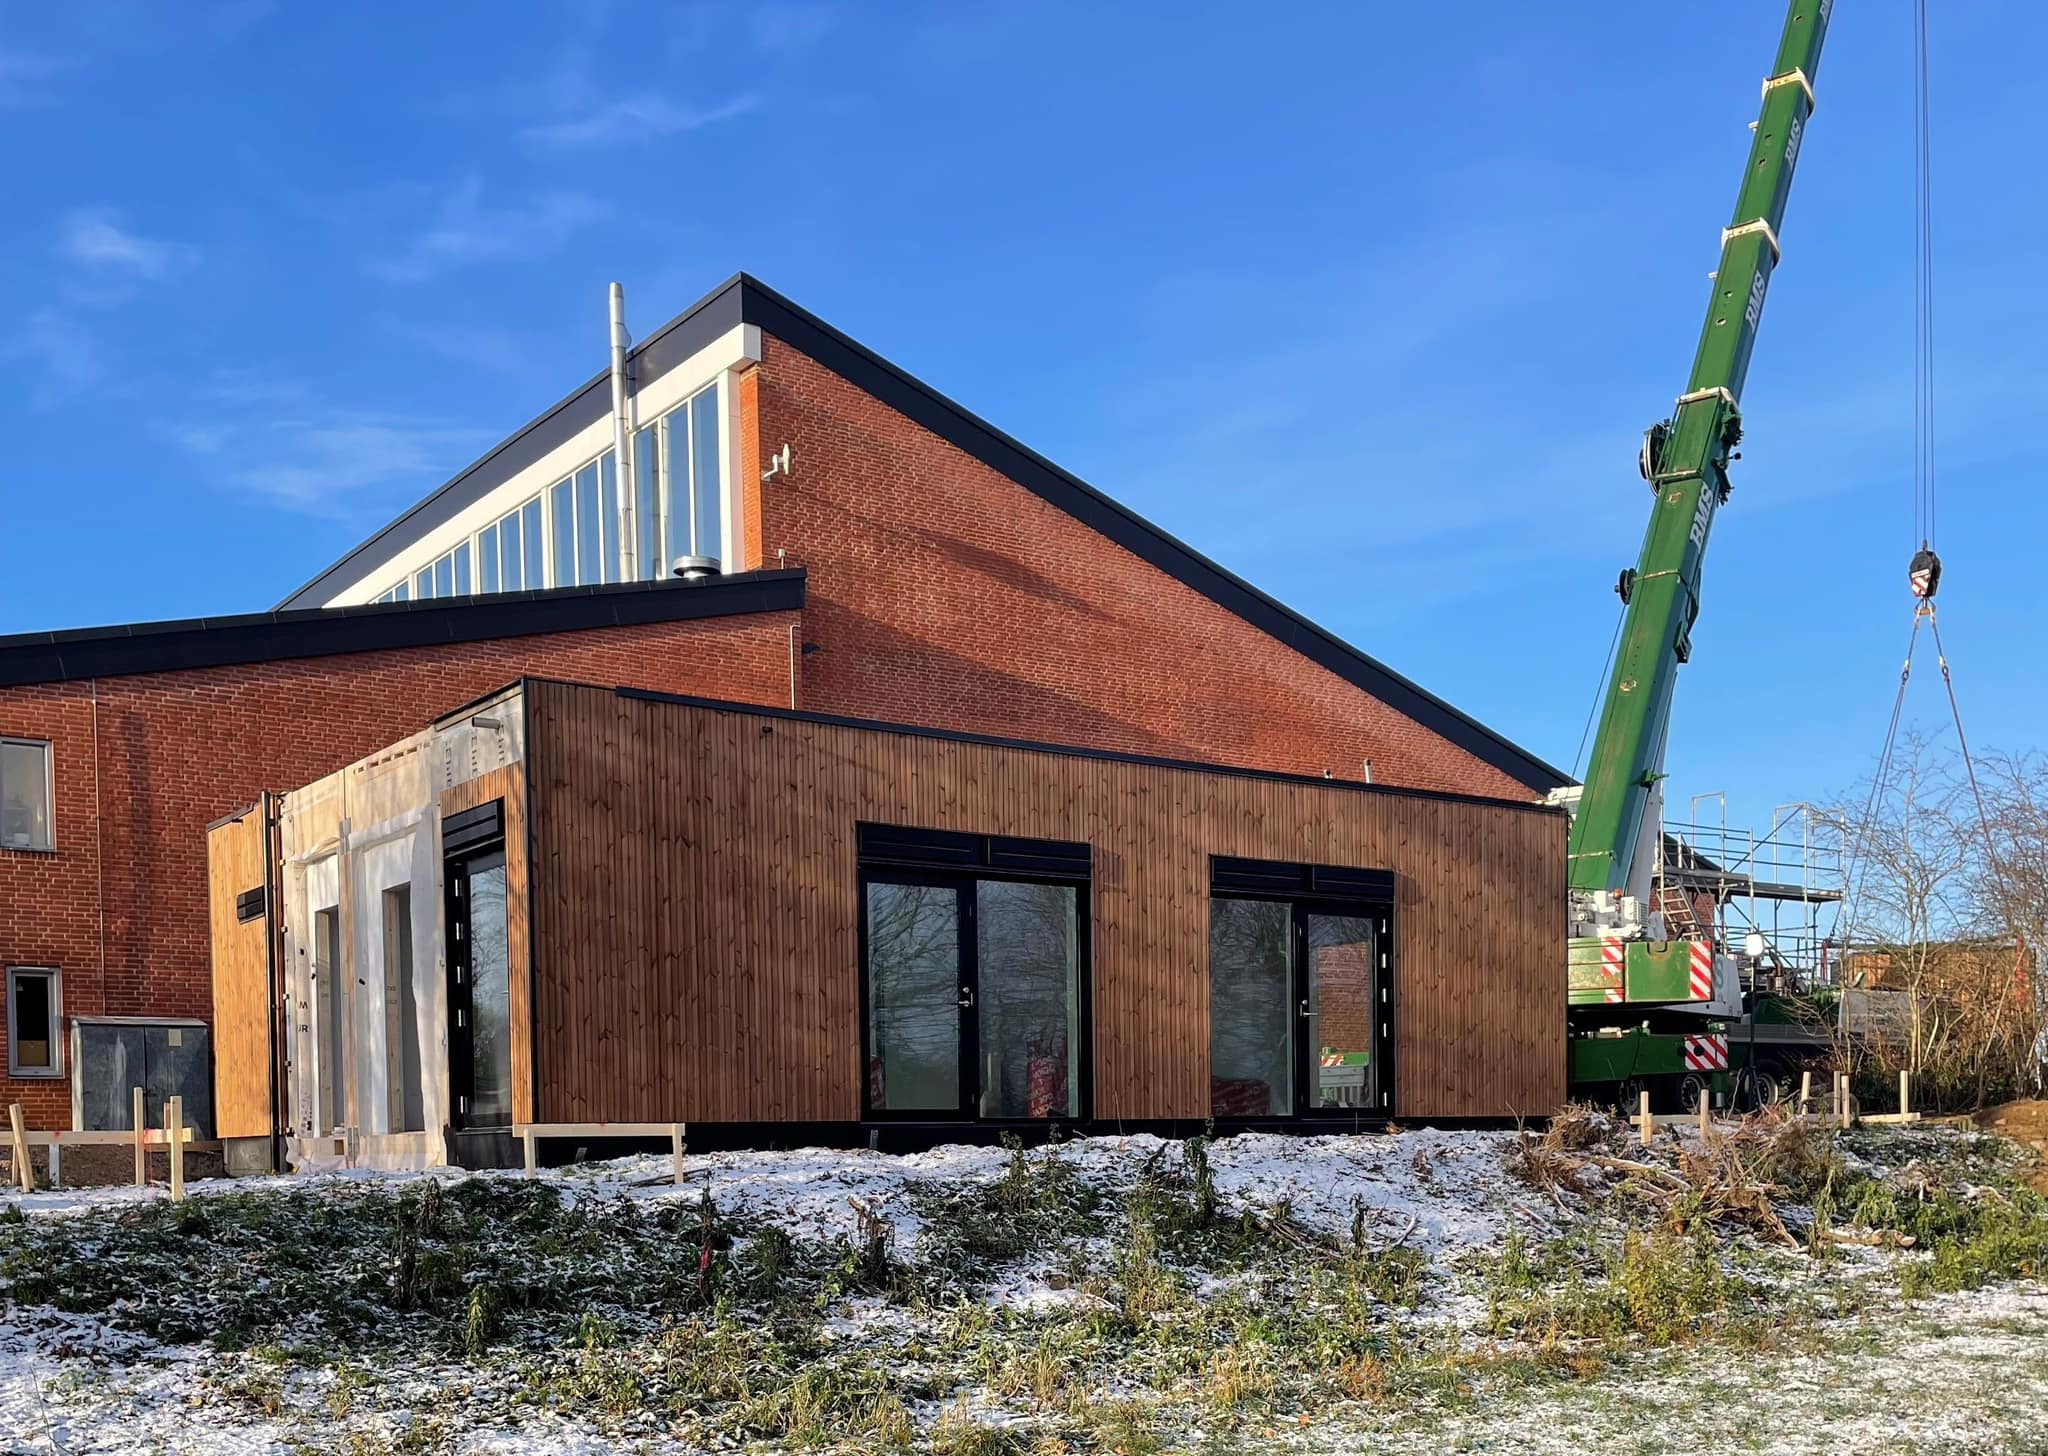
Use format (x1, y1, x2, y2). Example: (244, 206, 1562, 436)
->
(1909, 545, 1942, 600)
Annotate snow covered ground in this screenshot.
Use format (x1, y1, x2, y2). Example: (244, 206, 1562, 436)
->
(0, 1123, 2042, 1454)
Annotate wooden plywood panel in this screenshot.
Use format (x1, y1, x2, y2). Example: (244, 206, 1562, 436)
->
(524, 681, 1566, 1124)
(208, 804, 274, 1140)
(439, 765, 531, 1125)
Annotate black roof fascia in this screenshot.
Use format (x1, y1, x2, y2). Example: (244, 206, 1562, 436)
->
(595, 680, 1565, 818)
(0, 570, 804, 689)
(277, 271, 1568, 793)
(733, 276, 1569, 794)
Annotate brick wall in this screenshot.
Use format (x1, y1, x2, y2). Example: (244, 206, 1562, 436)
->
(0, 609, 795, 1126)
(750, 335, 1533, 799)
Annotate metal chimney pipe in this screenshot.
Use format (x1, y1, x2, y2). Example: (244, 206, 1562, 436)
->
(609, 282, 639, 581)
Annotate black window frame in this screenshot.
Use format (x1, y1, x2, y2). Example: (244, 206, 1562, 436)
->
(1208, 857, 1395, 1122)
(444, 804, 510, 1131)
(856, 824, 1093, 1125)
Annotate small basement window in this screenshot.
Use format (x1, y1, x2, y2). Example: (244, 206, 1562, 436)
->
(1, 737, 53, 851)
(7, 967, 61, 1077)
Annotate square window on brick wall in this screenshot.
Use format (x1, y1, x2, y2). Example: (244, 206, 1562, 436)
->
(1, 737, 53, 851)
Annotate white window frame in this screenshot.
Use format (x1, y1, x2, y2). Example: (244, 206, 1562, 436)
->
(0, 736, 54, 853)
(7, 966, 62, 1078)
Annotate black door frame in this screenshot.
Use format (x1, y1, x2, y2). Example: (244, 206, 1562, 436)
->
(857, 864, 1093, 1125)
(444, 843, 507, 1131)
(1210, 890, 1394, 1120)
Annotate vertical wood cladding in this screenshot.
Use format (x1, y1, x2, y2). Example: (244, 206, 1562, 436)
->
(205, 804, 273, 1139)
(438, 765, 533, 1127)
(525, 681, 1564, 1124)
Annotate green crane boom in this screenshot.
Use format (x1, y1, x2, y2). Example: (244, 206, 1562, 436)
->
(1567, 0, 1833, 896)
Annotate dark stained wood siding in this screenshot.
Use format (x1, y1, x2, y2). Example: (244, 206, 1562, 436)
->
(524, 681, 1564, 1123)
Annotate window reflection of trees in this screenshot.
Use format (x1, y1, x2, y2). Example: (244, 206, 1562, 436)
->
(866, 883, 959, 1110)
(1209, 898, 1292, 1115)
(977, 881, 1079, 1118)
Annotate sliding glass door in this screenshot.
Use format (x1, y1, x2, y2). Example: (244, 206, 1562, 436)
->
(863, 873, 1085, 1121)
(1210, 895, 1390, 1118)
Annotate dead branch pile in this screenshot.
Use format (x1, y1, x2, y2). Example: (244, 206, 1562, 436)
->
(1512, 1105, 1840, 1246)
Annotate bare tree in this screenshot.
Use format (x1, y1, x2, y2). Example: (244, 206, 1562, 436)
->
(1835, 732, 2044, 1109)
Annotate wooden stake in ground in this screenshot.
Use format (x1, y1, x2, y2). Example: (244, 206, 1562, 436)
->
(1799, 1070, 1813, 1116)
(1637, 1089, 1655, 1146)
(1900, 1068, 1911, 1119)
(133, 1087, 146, 1187)
(1838, 1072, 1852, 1130)
(522, 1129, 538, 1179)
(168, 1095, 185, 1203)
(1698, 1094, 1711, 1136)
(8, 1104, 31, 1193)
(670, 1123, 686, 1188)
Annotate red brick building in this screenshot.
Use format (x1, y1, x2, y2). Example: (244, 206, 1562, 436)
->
(0, 274, 1564, 1132)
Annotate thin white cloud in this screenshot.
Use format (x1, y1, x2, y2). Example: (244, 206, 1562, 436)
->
(60, 210, 190, 280)
(9, 307, 99, 404)
(747, 2, 838, 55)
(520, 92, 756, 147)
(0, 47, 69, 108)
(369, 178, 605, 284)
(171, 398, 494, 517)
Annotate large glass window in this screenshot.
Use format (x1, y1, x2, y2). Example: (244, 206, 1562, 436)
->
(6, 966, 59, 1077)
(634, 380, 723, 577)
(1209, 899, 1293, 1116)
(860, 827, 1087, 1121)
(520, 497, 544, 586)
(0, 737, 53, 852)
(478, 523, 501, 593)
(550, 476, 576, 587)
(976, 880, 1081, 1119)
(449, 849, 513, 1127)
(865, 882, 960, 1113)
(1308, 913, 1379, 1111)
(1207, 860, 1391, 1119)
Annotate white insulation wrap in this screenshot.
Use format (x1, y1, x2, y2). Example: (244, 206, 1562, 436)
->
(271, 689, 525, 1173)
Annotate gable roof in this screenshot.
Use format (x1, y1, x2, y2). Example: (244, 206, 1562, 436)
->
(279, 274, 1570, 794)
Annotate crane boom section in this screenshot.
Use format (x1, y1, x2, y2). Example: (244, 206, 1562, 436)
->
(1566, 0, 1831, 895)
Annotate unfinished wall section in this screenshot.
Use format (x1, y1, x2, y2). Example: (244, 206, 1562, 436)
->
(0, 598, 797, 1128)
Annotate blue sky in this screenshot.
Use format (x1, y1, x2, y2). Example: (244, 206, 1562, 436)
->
(2, 1, 2040, 833)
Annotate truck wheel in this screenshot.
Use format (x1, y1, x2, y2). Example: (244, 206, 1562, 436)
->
(1751, 1063, 1790, 1107)
(1615, 1077, 1649, 1116)
(1676, 1072, 1709, 1115)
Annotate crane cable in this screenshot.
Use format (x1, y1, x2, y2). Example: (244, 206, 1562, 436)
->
(1839, 5, 2031, 1028)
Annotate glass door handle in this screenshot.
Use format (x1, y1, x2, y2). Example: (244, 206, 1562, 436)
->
(1299, 1000, 1317, 1019)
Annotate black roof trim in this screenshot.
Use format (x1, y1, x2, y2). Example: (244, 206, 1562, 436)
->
(278, 271, 1567, 793)
(587, 679, 1564, 818)
(731, 276, 1569, 794)
(0, 570, 804, 689)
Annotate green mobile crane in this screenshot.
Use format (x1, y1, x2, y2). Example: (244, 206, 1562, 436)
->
(1559, 0, 1832, 1108)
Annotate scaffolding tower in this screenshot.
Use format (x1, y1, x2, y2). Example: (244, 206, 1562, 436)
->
(1658, 796, 1846, 996)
